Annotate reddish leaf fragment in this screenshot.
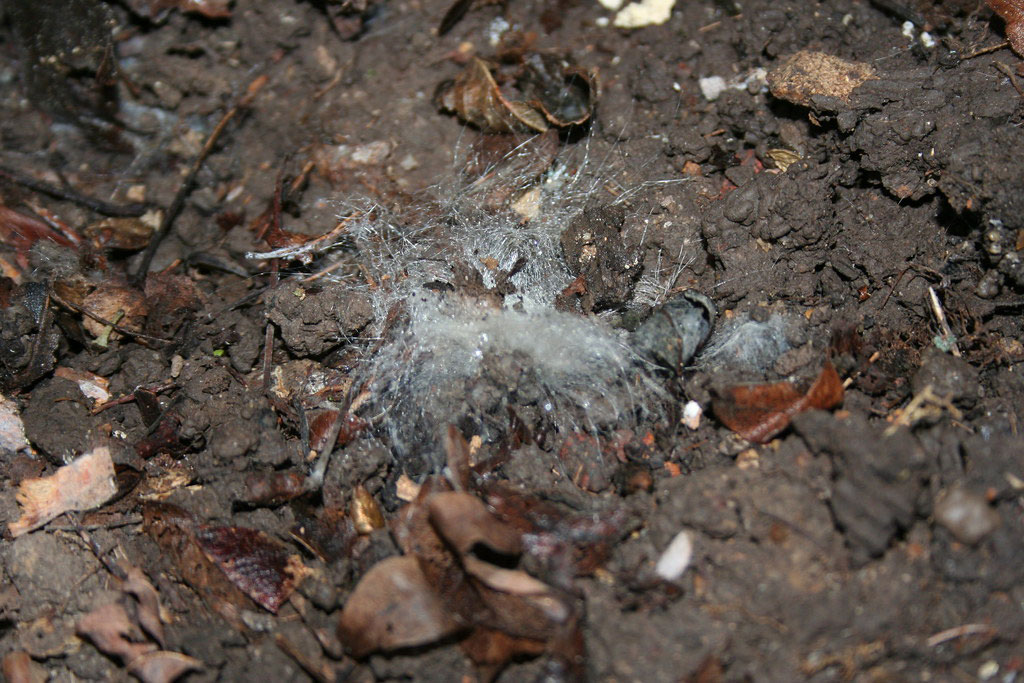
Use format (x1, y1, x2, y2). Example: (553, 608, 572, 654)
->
(193, 525, 311, 613)
(988, 0, 1024, 56)
(0, 204, 77, 270)
(712, 361, 844, 443)
(337, 555, 462, 657)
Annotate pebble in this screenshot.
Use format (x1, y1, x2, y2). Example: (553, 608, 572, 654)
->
(933, 486, 1001, 545)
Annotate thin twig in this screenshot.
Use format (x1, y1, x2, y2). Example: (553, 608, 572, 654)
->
(961, 40, 1010, 59)
(132, 74, 269, 285)
(0, 164, 149, 217)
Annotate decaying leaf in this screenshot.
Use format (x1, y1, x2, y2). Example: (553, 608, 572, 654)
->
(127, 651, 203, 683)
(143, 502, 310, 614)
(439, 58, 548, 133)
(192, 525, 311, 613)
(337, 555, 462, 657)
(0, 394, 31, 454)
(766, 51, 877, 107)
(350, 484, 385, 534)
(76, 603, 154, 666)
(54, 366, 110, 405)
(347, 468, 581, 677)
(77, 595, 202, 683)
(0, 204, 79, 270)
(9, 446, 117, 536)
(80, 281, 148, 342)
(712, 361, 844, 443)
(988, 0, 1024, 56)
(83, 216, 155, 251)
(438, 56, 598, 134)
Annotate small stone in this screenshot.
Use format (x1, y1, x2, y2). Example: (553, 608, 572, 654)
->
(654, 529, 694, 581)
(933, 486, 1001, 545)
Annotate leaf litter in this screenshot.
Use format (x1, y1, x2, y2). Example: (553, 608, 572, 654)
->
(1, 0, 1023, 680)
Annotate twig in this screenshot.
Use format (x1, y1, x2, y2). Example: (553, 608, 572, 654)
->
(0, 164, 149, 217)
(132, 74, 269, 285)
(961, 40, 1010, 59)
(925, 623, 996, 647)
(993, 61, 1024, 97)
(63, 511, 128, 582)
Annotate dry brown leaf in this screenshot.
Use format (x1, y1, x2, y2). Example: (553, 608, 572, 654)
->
(988, 0, 1024, 56)
(426, 491, 522, 556)
(76, 603, 155, 664)
(83, 216, 155, 251)
(2, 651, 48, 683)
(126, 651, 203, 683)
(193, 525, 311, 614)
(122, 567, 166, 648)
(712, 361, 844, 443)
(337, 555, 461, 657)
(54, 367, 111, 405)
(439, 58, 549, 133)
(767, 51, 877, 107)
(9, 446, 117, 536)
(81, 282, 148, 341)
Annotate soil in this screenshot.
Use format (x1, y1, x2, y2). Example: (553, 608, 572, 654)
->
(1, 0, 1024, 681)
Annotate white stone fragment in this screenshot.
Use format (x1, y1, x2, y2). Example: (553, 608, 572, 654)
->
(699, 75, 727, 101)
(654, 530, 694, 581)
(597, 0, 623, 11)
(613, 0, 676, 28)
(682, 400, 702, 430)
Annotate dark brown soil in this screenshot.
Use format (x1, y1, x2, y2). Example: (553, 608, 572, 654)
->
(1, 0, 1023, 680)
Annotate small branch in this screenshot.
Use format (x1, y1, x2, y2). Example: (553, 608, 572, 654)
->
(132, 74, 268, 285)
(0, 164, 149, 217)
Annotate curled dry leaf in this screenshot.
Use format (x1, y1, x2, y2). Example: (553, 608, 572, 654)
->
(988, 0, 1024, 56)
(122, 566, 167, 648)
(76, 603, 154, 665)
(438, 56, 598, 134)
(54, 366, 110, 405)
(439, 58, 548, 133)
(337, 555, 461, 657)
(9, 446, 117, 536)
(127, 651, 203, 683)
(0, 204, 78, 270)
(712, 360, 844, 443)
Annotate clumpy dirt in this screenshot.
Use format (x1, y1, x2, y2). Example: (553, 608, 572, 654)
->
(1, 0, 1024, 680)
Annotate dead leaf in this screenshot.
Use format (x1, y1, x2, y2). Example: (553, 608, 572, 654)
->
(122, 567, 166, 648)
(193, 525, 311, 613)
(988, 0, 1024, 56)
(80, 282, 148, 342)
(337, 555, 462, 657)
(712, 361, 844, 443)
(438, 58, 549, 133)
(0, 204, 78, 271)
(767, 51, 877, 107)
(2, 651, 48, 683)
(426, 491, 522, 556)
(54, 367, 111, 405)
(84, 216, 155, 251)
(126, 651, 203, 683)
(0, 394, 31, 454)
(76, 603, 155, 664)
(9, 446, 118, 536)
(350, 484, 385, 534)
